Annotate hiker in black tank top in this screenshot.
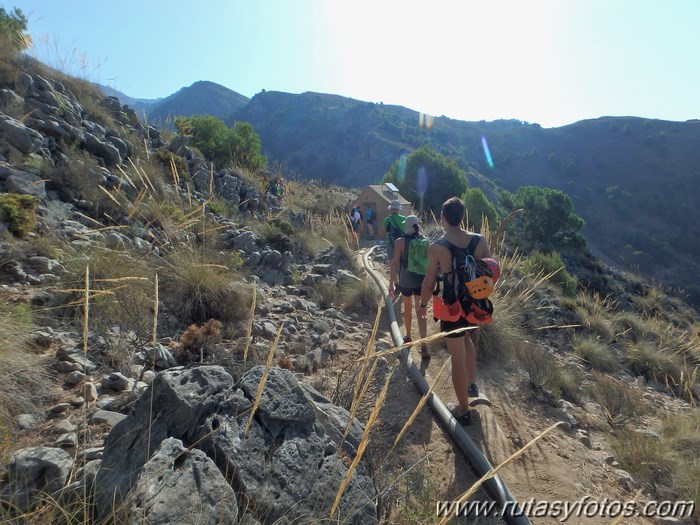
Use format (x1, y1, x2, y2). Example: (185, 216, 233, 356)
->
(419, 197, 492, 424)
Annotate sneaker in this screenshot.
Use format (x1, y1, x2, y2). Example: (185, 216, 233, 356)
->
(447, 403, 472, 425)
(467, 383, 492, 407)
(420, 344, 431, 360)
(402, 335, 412, 345)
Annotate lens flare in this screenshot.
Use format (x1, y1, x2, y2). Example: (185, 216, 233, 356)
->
(417, 166, 427, 213)
(481, 135, 494, 169)
(397, 152, 408, 183)
(419, 113, 434, 129)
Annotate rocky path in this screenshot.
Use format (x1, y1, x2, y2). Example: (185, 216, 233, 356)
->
(366, 248, 658, 525)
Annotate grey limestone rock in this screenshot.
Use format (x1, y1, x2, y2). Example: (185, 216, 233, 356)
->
(0, 447, 73, 510)
(0, 115, 43, 154)
(128, 437, 238, 525)
(94, 366, 377, 524)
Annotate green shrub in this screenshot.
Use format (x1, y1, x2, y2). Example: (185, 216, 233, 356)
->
(207, 199, 239, 217)
(271, 218, 294, 236)
(153, 147, 189, 180)
(0, 7, 30, 54)
(0, 193, 36, 238)
(523, 251, 578, 295)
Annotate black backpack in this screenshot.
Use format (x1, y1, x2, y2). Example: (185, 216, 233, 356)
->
(435, 234, 494, 323)
(386, 215, 403, 245)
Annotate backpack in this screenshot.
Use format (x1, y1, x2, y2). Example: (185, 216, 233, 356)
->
(433, 234, 498, 324)
(386, 215, 403, 245)
(403, 234, 429, 275)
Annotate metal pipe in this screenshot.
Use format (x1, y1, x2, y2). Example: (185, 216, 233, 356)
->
(362, 246, 531, 525)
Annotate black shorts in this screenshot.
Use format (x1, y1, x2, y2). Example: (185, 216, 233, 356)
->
(440, 317, 474, 338)
(396, 285, 421, 297)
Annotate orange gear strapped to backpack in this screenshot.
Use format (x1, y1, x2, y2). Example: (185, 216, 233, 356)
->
(431, 235, 497, 325)
(432, 295, 494, 324)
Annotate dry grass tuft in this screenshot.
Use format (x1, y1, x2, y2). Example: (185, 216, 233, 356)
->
(624, 339, 684, 387)
(515, 342, 559, 390)
(340, 277, 379, 313)
(572, 334, 620, 372)
(0, 296, 55, 457)
(159, 247, 250, 333)
(588, 372, 645, 426)
(313, 277, 339, 309)
(610, 428, 673, 486)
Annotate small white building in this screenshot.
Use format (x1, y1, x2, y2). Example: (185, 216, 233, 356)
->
(354, 183, 412, 228)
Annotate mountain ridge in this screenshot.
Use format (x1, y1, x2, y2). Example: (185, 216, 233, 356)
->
(101, 83, 700, 307)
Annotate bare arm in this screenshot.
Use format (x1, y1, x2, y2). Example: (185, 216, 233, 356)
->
(476, 236, 492, 259)
(388, 238, 404, 293)
(419, 243, 442, 308)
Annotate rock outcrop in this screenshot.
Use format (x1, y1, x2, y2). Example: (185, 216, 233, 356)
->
(93, 365, 376, 524)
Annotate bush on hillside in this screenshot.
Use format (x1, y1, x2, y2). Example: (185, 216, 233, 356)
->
(522, 251, 578, 296)
(572, 334, 619, 372)
(588, 372, 645, 426)
(462, 187, 499, 231)
(177, 319, 223, 363)
(0, 193, 36, 238)
(499, 185, 586, 252)
(174, 115, 266, 172)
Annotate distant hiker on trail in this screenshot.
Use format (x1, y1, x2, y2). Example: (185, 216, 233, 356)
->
(365, 206, 376, 240)
(389, 215, 430, 359)
(355, 204, 364, 233)
(349, 206, 361, 249)
(277, 178, 286, 201)
(382, 200, 405, 261)
(262, 175, 270, 195)
(419, 196, 492, 425)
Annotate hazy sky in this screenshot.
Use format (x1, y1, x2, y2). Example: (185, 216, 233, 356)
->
(15, 0, 700, 128)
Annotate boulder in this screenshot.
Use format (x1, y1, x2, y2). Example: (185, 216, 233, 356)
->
(128, 437, 238, 525)
(81, 132, 122, 166)
(5, 169, 47, 199)
(94, 366, 377, 524)
(0, 115, 44, 154)
(0, 447, 73, 510)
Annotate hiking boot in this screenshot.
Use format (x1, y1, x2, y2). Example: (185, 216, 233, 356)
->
(446, 403, 472, 425)
(420, 344, 431, 360)
(402, 336, 412, 345)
